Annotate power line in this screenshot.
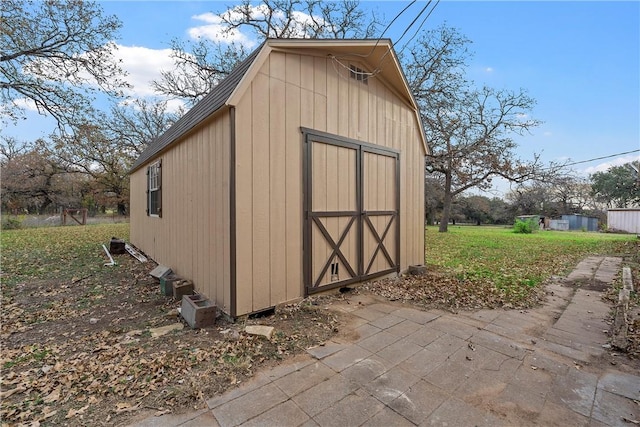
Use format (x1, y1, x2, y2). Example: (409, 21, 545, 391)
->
(370, 0, 417, 53)
(330, 0, 440, 79)
(392, 0, 433, 49)
(547, 149, 640, 170)
(398, 0, 440, 55)
(372, 0, 440, 74)
(337, 0, 417, 60)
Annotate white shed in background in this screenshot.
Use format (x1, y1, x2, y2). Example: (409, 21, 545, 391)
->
(607, 208, 640, 234)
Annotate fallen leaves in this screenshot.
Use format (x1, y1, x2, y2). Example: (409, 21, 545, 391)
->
(0, 386, 26, 399)
(65, 405, 89, 419)
(1, 223, 342, 426)
(42, 387, 61, 404)
(115, 402, 141, 414)
(362, 268, 546, 312)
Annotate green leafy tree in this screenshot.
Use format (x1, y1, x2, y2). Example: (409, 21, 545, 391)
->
(424, 174, 444, 225)
(0, 0, 129, 129)
(458, 195, 491, 225)
(591, 161, 640, 208)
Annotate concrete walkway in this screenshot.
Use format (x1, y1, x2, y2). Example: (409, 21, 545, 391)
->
(130, 257, 639, 427)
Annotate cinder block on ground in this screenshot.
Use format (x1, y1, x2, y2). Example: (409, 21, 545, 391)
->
(150, 265, 172, 280)
(173, 280, 194, 300)
(109, 237, 126, 254)
(181, 294, 216, 329)
(160, 274, 179, 296)
(407, 264, 427, 276)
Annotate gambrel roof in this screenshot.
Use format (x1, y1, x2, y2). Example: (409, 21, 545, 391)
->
(131, 38, 427, 172)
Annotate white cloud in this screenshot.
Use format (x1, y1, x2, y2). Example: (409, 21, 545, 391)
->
(114, 44, 176, 98)
(543, 131, 552, 137)
(582, 154, 640, 175)
(188, 12, 257, 47)
(188, 5, 322, 46)
(164, 99, 186, 114)
(485, 67, 494, 73)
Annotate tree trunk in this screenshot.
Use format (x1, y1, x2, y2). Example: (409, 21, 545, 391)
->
(439, 172, 453, 232)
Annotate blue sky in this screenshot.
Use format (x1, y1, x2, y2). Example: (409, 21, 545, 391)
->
(6, 1, 639, 193)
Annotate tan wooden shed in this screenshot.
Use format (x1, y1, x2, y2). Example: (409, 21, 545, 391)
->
(130, 39, 428, 317)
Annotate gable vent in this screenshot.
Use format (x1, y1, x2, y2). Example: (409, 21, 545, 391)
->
(349, 65, 369, 84)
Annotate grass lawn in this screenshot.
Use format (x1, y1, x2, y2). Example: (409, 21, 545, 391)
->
(365, 225, 637, 310)
(423, 225, 637, 304)
(1, 223, 131, 287)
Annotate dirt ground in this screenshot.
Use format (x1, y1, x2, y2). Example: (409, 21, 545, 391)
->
(0, 254, 347, 427)
(1, 242, 638, 426)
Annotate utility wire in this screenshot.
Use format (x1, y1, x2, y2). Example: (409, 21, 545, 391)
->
(545, 149, 640, 170)
(397, 0, 440, 55)
(372, 0, 440, 74)
(334, 0, 417, 60)
(330, 0, 440, 79)
(367, 0, 417, 56)
(391, 0, 433, 51)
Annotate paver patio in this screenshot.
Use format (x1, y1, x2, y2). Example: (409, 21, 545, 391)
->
(130, 256, 639, 427)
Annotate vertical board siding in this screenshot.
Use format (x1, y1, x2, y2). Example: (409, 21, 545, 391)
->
(269, 63, 287, 305)
(130, 113, 232, 313)
(235, 92, 254, 315)
(284, 76, 303, 302)
(133, 47, 426, 317)
(251, 71, 271, 311)
(232, 51, 425, 315)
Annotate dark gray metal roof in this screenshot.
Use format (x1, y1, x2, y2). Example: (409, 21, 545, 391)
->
(130, 45, 263, 172)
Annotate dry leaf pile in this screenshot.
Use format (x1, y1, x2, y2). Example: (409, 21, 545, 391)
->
(361, 268, 547, 312)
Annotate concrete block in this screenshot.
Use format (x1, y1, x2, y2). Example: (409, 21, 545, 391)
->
(109, 237, 126, 254)
(407, 264, 427, 276)
(173, 279, 194, 300)
(245, 325, 275, 340)
(622, 267, 634, 292)
(150, 265, 172, 280)
(160, 274, 179, 296)
(181, 294, 216, 329)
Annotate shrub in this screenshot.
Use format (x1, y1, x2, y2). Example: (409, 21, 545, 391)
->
(513, 218, 537, 234)
(2, 218, 22, 230)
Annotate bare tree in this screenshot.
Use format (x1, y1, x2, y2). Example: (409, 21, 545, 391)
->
(406, 26, 542, 232)
(219, 0, 379, 39)
(153, 0, 381, 103)
(152, 40, 249, 105)
(550, 175, 593, 213)
(0, 136, 26, 163)
(46, 100, 177, 214)
(0, 139, 77, 213)
(103, 99, 181, 157)
(0, 0, 129, 129)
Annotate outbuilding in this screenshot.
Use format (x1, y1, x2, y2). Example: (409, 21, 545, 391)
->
(130, 39, 428, 317)
(607, 208, 640, 233)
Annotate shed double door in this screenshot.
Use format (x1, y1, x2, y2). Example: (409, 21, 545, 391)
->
(303, 130, 399, 294)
